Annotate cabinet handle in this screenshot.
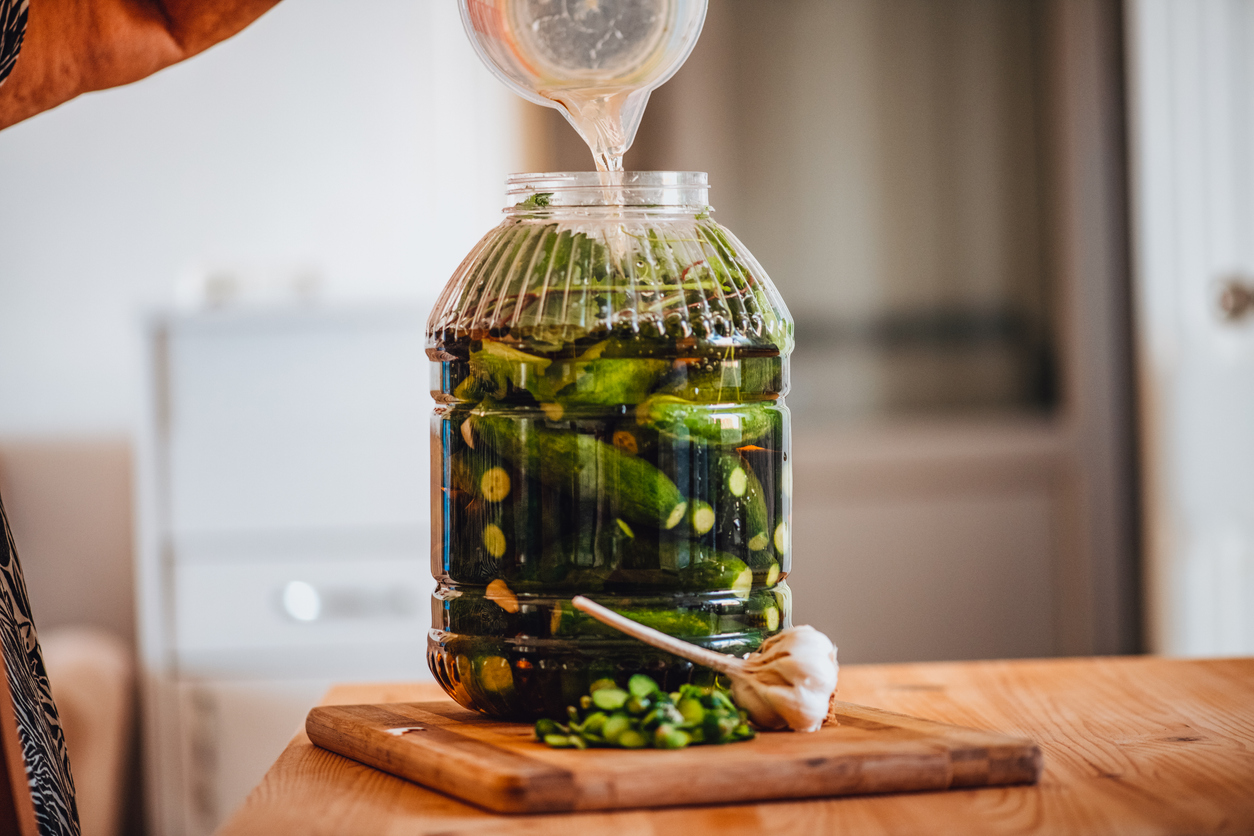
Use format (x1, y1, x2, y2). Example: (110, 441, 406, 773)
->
(1218, 277, 1254, 321)
(279, 580, 418, 622)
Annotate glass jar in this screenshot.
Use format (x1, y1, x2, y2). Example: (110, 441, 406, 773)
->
(426, 171, 794, 719)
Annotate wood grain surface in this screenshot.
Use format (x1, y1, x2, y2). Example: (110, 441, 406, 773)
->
(305, 699, 1040, 813)
(215, 657, 1254, 835)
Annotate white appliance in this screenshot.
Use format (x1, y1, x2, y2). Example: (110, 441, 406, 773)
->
(134, 305, 434, 836)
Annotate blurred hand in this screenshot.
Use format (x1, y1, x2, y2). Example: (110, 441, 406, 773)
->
(0, 0, 282, 130)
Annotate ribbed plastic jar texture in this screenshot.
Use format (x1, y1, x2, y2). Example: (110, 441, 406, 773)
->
(427, 172, 794, 719)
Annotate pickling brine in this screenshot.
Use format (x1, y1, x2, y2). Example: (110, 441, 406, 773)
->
(427, 172, 794, 719)
(459, 0, 708, 171)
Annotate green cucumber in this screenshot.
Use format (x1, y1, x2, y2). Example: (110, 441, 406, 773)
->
(453, 372, 497, 403)
(681, 553, 753, 598)
(549, 602, 717, 638)
(441, 591, 515, 636)
(659, 356, 781, 402)
(659, 360, 735, 402)
(467, 340, 553, 400)
(710, 454, 770, 559)
(538, 338, 670, 406)
(715, 454, 750, 498)
(744, 588, 782, 632)
(556, 358, 670, 406)
(636, 395, 773, 444)
(448, 450, 478, 497)
(470, 403, 687, 530)
(739, 356, 782, 397)
(534, 340, 606, 401)
(741, 463, 771, 554)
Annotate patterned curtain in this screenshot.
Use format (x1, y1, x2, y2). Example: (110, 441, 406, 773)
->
(1, 2, 87, 830)
(0, 493, 80, 836)
(0, 0, 28, 87)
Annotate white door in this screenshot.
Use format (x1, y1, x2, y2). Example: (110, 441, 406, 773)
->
(1127, 0, 1254, 654)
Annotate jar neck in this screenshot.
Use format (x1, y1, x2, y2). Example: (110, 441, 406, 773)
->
(504, 171, 710, 218)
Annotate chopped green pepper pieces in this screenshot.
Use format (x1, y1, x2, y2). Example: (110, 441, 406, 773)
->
(535, 674, 755, 751)
(591, 688, 630, 711)
(602, 713, 632, 744)
(618, 729, 648, 749)
(628, 674, 660, 698)
(654, 724, 690, 750)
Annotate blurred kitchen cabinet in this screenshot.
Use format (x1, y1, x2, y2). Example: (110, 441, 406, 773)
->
(135, 307, 433, 836)
(1126, 0, 1254, 655)
(530, 0, 1138, 661)
(790, 420, 1064, 663)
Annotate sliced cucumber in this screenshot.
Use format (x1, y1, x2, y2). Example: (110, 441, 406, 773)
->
(689, 500, 716, 536)
(451, 452, 513, 504)
(478, 655, 515, 694)
(763, 561, 781, 586)
(479, 467, 511, 502)
(774, 520, 788, 554)
(482, 523, 507, 559)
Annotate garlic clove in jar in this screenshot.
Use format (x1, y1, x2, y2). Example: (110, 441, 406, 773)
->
(728, 626, 838, 733)
(570, 596, 839, 733)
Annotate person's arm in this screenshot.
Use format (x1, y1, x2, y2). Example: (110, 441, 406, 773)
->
(0, 0, 281, 130)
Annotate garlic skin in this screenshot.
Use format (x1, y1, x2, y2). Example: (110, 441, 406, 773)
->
(729, 626, 838, 733)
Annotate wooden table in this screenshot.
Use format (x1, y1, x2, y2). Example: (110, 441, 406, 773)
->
(216, 657, 1254, 835)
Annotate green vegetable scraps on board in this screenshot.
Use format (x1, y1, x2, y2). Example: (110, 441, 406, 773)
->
(534, 674, 755, 750)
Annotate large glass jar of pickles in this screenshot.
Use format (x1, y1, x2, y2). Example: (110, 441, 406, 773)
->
(427, 172, 794, 719)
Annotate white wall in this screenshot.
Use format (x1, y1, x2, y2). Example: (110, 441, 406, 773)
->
(0, 0, 525, 436)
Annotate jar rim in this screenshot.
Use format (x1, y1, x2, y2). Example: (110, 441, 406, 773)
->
(505, 171, 709, 211)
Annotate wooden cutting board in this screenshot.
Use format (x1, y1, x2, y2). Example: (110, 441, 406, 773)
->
(306, 700, 1042, 814)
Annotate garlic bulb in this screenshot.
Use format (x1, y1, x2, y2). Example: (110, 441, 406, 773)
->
(724, 626, 837, 732)
(570, 596, 839, 733)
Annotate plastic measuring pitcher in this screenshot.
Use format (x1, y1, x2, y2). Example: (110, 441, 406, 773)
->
(459, 0, 709, 171)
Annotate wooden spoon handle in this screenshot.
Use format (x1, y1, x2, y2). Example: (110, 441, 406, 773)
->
(570, 596, 746, 676)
